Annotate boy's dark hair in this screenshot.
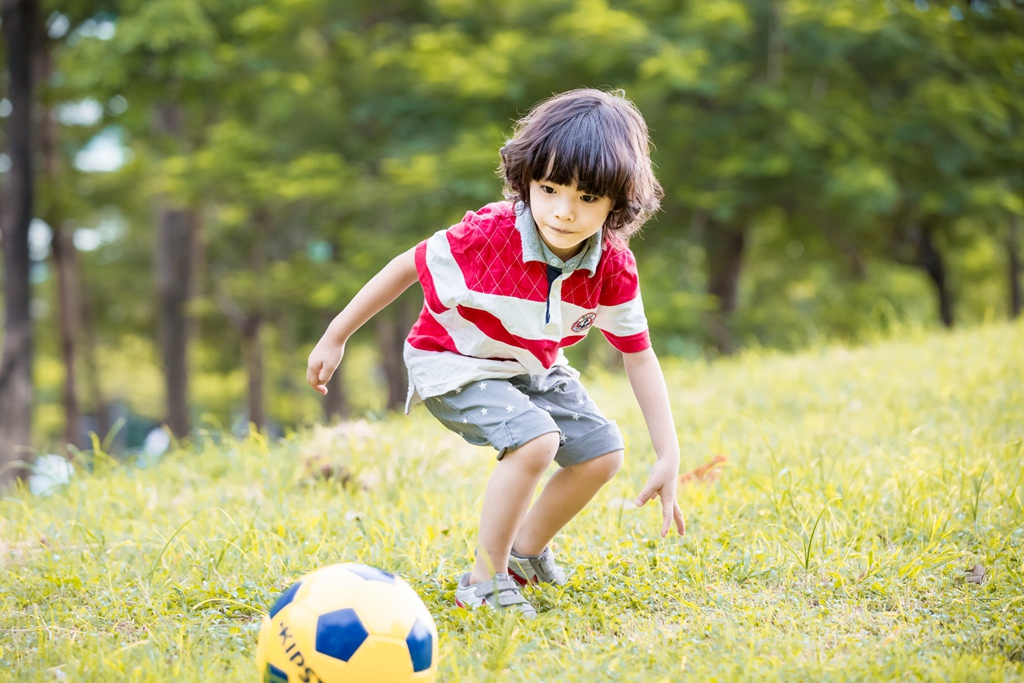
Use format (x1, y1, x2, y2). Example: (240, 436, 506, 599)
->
(499, 88, 663, 240)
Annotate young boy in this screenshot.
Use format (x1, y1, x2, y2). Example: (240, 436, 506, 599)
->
(307, 88, 685, 617)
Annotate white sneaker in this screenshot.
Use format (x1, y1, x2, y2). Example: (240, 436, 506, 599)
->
(507, 546, 567, 586)
(454, 572, 537, 617)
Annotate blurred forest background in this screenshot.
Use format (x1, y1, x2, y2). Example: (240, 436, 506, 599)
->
(0, 0, 1022, 484)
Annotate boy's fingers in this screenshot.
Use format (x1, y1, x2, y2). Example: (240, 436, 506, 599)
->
(675, 503, 686, 535)
(308, 362, 332, 393)
(634, 487, 653, 507)
(661, 498, 675, 537)
(638, 488, 685, 538)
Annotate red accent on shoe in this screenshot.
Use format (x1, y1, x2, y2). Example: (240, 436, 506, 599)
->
(508, 570, 528, 586)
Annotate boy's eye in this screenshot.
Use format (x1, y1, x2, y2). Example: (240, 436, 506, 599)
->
(580, 194, 599, 203)
(540, 185, 556, 194)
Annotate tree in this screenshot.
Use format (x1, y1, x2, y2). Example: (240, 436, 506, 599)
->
(21, 0, 1023, 448)
(0, 0, 40, 487)
(61, 0, 253, 437)
(848, 0, 1024, 328)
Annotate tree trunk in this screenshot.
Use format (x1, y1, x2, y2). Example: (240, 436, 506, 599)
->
(765, 0, 785, 86)
(376, 301, 412, 412)
(41, 34, 82, 453)
(917, 221, 955, 328)
(322, 361, 350, 421)
(322, 311, 350, 421)
(80, 283, 110, 442)
(216, 289, 266, 433)
(215, 208, 269, 433)
(242, 317, 265, 433)
(704, 220, 747, 355)
(824, 215, 867, 279)
(1009, 214, 1022, 319)
(52, 229, 82, 451)
(0, 0, 39, 488)
(153, 103, 195, 438)
(215, 286, 265, 434)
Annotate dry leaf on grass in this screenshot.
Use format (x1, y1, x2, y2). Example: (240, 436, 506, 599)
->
(679, 454, 727, 486)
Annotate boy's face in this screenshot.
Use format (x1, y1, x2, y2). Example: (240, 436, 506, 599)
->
(528, 179, 614, 261)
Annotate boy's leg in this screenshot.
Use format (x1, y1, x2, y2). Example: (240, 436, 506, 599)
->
(512, 449, 623, 556)
(470, 431, 561, 585)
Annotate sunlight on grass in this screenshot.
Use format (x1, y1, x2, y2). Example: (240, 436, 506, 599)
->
(1, 321, 1023, 681)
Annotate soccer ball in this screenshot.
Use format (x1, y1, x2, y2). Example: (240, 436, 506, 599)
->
(256, 563, 438, 683)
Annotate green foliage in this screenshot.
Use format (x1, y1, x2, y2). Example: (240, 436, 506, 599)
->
(20, 0, 1024, 444)
(3, 322, 1024, 680)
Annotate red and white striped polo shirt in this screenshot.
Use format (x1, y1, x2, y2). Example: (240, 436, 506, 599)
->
(404, 201, 650, 403)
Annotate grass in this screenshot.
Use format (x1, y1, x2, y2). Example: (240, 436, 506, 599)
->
(2, 321, 1023, 682)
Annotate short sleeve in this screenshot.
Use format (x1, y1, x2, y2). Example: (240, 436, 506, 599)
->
(595, 248, 651, 353)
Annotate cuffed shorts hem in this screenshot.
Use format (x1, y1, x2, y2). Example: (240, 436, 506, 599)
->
(554, 421, 624, 467)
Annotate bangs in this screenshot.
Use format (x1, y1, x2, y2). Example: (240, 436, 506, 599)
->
(499, 88, 662, 239)
(525, 110, 636, 203)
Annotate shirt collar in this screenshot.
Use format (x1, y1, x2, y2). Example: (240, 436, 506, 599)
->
(514, 202, 603, 276)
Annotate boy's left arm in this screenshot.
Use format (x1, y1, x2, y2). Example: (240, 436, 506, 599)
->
(622, 347, 686, 538)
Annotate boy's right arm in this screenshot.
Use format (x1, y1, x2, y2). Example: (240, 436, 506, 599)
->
(306, 246, 418, 395)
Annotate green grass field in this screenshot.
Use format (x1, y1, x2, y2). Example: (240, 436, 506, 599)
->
(2, 322, 1023, 682)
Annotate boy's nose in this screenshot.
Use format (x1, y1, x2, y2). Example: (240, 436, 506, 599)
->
(553, 199, 574, 221)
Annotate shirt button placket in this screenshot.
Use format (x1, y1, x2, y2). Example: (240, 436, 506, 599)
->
(545, 275, 564, 335)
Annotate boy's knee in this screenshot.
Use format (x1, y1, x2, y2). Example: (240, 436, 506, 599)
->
(506, 431, 560, 474)
(586, 449, 623, 483)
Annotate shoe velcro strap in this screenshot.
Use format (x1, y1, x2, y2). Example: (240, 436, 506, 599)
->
(523, 556, 556, 582)
(495, 590, 528, 608)
(526, 558, 549, 576)
(478, 578, 527, 607)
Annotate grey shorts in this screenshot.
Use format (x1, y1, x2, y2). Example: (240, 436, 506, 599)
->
(421, 366, 624, 468)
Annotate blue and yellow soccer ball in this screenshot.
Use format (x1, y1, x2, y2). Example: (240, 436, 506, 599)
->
(256, 563, 438, 683)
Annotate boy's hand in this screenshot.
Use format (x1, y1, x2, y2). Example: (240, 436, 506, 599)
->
(306, 341, 345, 395)
(635, 457, 686, 538)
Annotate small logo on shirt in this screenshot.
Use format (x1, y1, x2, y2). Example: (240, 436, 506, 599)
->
(571, 312, 597, 333)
